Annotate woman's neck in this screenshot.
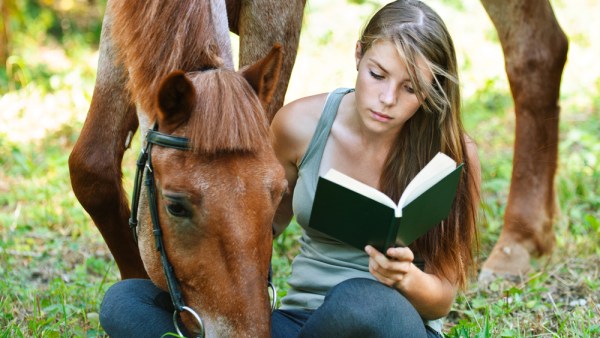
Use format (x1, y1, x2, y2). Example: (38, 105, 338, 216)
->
(323, 93, 401, 188)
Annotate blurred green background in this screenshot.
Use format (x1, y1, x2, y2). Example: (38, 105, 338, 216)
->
(1, 0, 599, 336)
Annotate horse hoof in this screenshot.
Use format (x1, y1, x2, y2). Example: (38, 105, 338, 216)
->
(478, 267, 525, 286)
(479, 241, 531, 285)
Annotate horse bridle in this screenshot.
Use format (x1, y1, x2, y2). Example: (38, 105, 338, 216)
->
(127, 123, 204, 337)
(128, 123, 277, 338)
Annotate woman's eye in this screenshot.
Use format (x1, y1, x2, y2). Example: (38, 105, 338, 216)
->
(369, 70, 384, 80)
(166, 202, 190, 218)
(404, 85, 415, 94)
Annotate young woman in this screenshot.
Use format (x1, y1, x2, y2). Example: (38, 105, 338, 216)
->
(269, 1, 480, 337)
(100, 1, 479, 337)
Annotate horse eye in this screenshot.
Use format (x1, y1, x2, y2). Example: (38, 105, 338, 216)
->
(166, 202, 191, 218)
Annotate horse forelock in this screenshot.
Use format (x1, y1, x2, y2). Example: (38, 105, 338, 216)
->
(110, 0, 232, 114)
(186, 70, 271, 154)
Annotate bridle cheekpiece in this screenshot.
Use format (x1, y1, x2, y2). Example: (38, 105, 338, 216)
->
(128, 123, 205, 338)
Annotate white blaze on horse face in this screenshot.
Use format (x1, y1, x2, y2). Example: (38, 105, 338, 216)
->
(234, 176, 247, 194)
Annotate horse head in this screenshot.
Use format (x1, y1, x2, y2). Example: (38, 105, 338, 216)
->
(135, 45, 286, 337)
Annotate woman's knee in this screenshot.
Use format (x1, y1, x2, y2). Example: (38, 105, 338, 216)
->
(320, 278, 426, 336)
(102, 279, 156, 308)
(100, 279, 168, 334)
(327, 278, 413, 312)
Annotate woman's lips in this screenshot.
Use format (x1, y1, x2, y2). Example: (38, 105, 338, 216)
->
(371, 110, 392, 122)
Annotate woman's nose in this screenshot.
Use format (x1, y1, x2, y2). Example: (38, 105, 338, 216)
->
(379, 85, 397, 106)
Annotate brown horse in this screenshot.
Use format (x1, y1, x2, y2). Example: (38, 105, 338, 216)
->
(68, 0, 301, 336)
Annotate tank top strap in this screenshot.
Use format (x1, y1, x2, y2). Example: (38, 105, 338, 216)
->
(297, 88, 354, 175)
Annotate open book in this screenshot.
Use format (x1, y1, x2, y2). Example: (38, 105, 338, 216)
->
(308, 152, 463, 252)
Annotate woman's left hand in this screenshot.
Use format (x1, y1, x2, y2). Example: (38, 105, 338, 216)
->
(365, 245, 415, 291)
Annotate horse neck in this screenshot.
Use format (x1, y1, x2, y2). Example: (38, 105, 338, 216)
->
(210, 0, 234, 70)
(110, 0, 234, 114)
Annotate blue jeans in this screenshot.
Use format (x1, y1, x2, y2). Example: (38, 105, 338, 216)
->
(100, 278, 442, 337)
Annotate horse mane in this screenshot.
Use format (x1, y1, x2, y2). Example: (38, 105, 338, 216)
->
(186, 70, 270, 154)
(110, 0, 227, 114)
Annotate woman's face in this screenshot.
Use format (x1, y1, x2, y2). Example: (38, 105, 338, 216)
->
(354, 39, 432, 136)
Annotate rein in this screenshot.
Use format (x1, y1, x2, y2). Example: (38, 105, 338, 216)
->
(128, 123, 277, 337)
(128, 124, 205, 337)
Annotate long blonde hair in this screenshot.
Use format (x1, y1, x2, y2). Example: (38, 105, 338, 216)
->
(359, 0, 479, 289)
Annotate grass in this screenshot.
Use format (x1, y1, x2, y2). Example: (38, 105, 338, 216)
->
(0, 124, 113, 337)
(1, 0, 599, 336)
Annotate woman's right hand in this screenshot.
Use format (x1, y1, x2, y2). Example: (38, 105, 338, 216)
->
(365, 245, 415, 290)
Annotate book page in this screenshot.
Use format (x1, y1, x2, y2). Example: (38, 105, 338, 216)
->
(398, 153, 457, 210)
(323, 169, 397, 210)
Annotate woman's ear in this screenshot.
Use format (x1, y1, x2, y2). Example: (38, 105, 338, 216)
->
(355, 41, 362, 70)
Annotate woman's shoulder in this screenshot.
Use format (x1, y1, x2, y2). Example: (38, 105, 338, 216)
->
(271, 93, 329, 157)
(273, 93, 328, 129)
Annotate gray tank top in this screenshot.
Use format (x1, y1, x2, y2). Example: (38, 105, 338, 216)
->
(280, 88, 442, 334)
(281, 87, 370, 308)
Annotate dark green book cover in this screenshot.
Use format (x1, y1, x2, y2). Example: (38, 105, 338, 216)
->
(308, 155, 463, 252)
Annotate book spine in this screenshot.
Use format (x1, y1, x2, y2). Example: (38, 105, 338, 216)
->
(385, 217, 401, 250)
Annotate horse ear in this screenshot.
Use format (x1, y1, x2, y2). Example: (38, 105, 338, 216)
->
(157, 70, 195, 132)
(240, 44, 283, 111)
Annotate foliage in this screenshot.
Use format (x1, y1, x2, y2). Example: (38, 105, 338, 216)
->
(1, 0, 105, 93)
(0, 129, 115, 337)
(444, 52, 600, 338)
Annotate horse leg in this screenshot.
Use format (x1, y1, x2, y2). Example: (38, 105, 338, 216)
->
(479, 0, 568, 280)
(69, 6, 147, 279)
(227, 0, 306, 120)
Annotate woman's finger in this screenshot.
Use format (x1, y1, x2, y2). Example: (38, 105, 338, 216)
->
(385, 246, 414, 262)
(367, 245, 412, 274)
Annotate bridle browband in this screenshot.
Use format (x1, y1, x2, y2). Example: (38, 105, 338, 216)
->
(128, 123, 276, 337)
